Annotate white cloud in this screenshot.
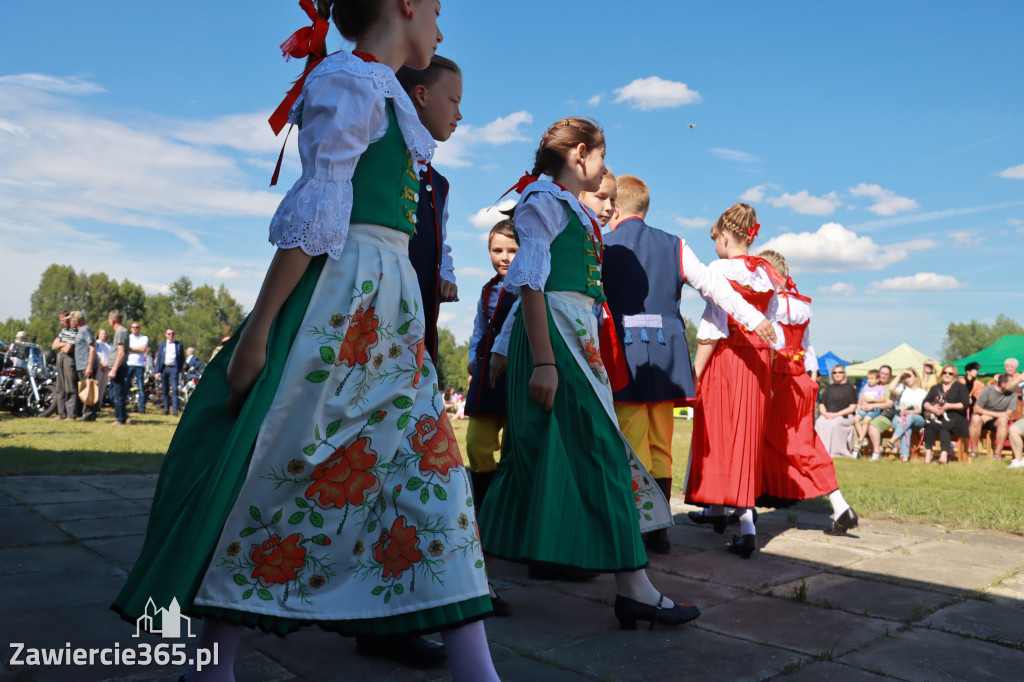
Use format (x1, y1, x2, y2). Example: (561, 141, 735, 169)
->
(456, 266, 491, 279)
(868, 273, 967, 293)
(818, 282, 855, 295)
(0, 73, 105, 95)
(998, 162, 1024, 179)
(767, 190, 842, 216)
(433, 111, 533, 167)
(756, 222, 936, 273)
(613, 76, 701, 110)
(739, 184, 775, 203)
(214, 267, 240, 280)
(468, 200, 517, 229)
(848, 183, 920, 216)
(711, 148, 761, 164)
(949, 230, 982, 247)
(171, 113, 285, 154)
(587, 94, 603, 106)
(675, 216, 710, 229)
(1008, 218, 1023, 226)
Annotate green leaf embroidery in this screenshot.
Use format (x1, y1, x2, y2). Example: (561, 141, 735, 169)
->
(270, 508, 283, 524)
(311, 534, 329, 545)
(368, 410, 386, 424)
(368, 520, 377, 533)
(288, 512, 305, 525)
(576, 319, 584, 325)
(239, 527, 257, 537)
(396, 321, 411, 335)
(393, 584, 405, 595)
(371, 585, 385, 596)
(420, 488, 430, 505)
(421, 366, 430, 377)
(362, 280, 374, 294)
(401, 299, 410, 313)
(433, 484, 447, 501)
(295, 497, 310, 509)
(315, 424, 321, 440)
(406, 477, 424, 491)
(392, 395, 414, 409)
(384, 591, 392, 604)
(319, 346, 335, 365)
(257, 589, 273, 601)
(393, 485, 401, 500)
(397, 412, 411, 430)
(380, 496, 388, 513)
(466, 497, 474, 507)
(302, 443, 317, 456)
(306, 370, 331, 383)
(642, 502, 654, 510)
(242, 588, 253, 600)
(643, 513, 652, 521)
(233, 574, 247, 586)
(310, 511, 324, 528)
(475, 559, 484, 569)
(576, 329, 588, 336)
(249, 506, 261, 521)
(326, 419, 342, 438)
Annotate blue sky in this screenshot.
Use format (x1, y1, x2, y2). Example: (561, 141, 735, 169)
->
(2, 1, 1022, 362)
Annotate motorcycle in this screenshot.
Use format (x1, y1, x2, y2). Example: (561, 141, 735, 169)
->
(0, 343, 58, 417)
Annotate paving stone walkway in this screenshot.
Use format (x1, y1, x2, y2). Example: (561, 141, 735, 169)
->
(1, 474, 1022, 681)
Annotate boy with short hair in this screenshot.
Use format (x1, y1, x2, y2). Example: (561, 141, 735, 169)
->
(464, 219, 519, 507)
(397, 55, 463, 361)
(854, 369, 884, 448)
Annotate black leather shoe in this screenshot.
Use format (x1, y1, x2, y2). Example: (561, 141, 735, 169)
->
(687, 510, 728, 534)
(614, 594, 700, 630)
(643, 528, 672, 555)
(528, 561, 599, 582)
(727, 534, 756, 559)
(727, 509, 759, 525)
(823, 508, 859, 536)
(355, 634, 446, 665)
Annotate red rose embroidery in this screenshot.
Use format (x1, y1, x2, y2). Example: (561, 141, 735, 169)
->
(373, 516, 423, 581)
(305, 437, 381, 508)
(583, 338, 604, 373)
(411, 338, 426, 388)
(336, 306, 379, 367)
(631, 478, 640, 504)
(409, 412, 462, 481)
(250, 533, 306, 587)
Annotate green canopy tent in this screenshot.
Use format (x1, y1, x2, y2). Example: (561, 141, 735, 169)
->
(951, 335, 1024, 376)
(843, 342, 936, 379)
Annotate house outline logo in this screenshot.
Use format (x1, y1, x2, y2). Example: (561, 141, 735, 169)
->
(133, 597, 195, 638)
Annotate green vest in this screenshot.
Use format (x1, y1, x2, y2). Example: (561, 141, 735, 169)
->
(530, 204, 605, 302)
(349, 102, 419, 236)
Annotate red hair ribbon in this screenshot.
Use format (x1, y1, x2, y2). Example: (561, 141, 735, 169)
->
(268, 0, 330, 136)
(497, 172, 538, 201)
(747, 222, 760, 242)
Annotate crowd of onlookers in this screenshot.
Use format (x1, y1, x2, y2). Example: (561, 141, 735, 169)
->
(3, 310, 203, 424)
(815, 357, 1024, 468)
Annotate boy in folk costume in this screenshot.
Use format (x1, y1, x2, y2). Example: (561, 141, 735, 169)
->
(598, 176, 774, 554)
(397, 55, 462, 361)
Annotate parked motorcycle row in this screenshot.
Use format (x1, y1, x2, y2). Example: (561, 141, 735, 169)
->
(0, 341, 204, 418)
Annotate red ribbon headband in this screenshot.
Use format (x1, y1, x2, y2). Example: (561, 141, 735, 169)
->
(747, 222, 760, 242)
(269, 0, 329, 136)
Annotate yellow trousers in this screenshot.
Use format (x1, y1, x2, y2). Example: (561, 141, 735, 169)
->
(466, 415, 505, 473)
(614, 402, 674, 479)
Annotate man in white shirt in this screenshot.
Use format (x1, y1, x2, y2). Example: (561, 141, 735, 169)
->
(127, 322, 149, 413)
(155, 328, 185, 416)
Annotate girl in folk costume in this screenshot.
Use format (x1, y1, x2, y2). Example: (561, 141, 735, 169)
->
(684, 204, 780, 559)
(756, 250, 859, 537)
(478, 118, 700, 630)
(112, 3, 498, 681)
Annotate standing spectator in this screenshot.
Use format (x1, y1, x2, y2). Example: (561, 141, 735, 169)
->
(154, 328, 185, 416)
(126, 322, 149, 413)
(969, 374, 1017, 459)
(922, 364, 970, 464)
(51, 310, 79, 420)
(184, 346, 201, 374)
(815, 366, 858, 457)
(107, 310, 130, 426)
(95, 328, 112, 407)
(70, 311, 98, 422)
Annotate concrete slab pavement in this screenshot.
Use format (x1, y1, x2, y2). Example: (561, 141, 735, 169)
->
(2, 474, 1022, 681)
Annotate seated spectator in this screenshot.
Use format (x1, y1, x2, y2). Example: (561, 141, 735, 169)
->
(815, 365, 858, 458)
(863, 365, 896, 461)
(969, 374, 1018, 459)
(921, 359, 942, 390)
(884, 368, 927, 462)
(443, 385, 457, 413)
(998, 357, 1024, 394)
(960, 361, 984, 415)
(922, 364, 970, 464)
(1008, 418, 1024, 469)
(853, 369, 885, 449)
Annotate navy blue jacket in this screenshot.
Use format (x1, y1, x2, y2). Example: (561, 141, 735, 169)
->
(464, 279, 518, 418)
(409, 165, 450, 362)
(154, 340, 185, 374)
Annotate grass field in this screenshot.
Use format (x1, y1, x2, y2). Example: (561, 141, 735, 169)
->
(2, 410, 1022, 532)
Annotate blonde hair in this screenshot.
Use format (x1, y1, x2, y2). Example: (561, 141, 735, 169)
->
(615, 174, 649, 218)
(530, 117, 605, 178)
(758, 249, 788, 277)
(710, 203, 757, 244)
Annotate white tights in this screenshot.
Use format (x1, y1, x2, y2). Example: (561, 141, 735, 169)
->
(615, 568, 674, 608)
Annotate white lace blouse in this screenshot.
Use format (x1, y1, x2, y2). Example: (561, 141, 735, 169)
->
(267, 52, 436, 260)
(776, 292, 818, 372)
(697, 259, 781, 348)
(503, 181, 601, 296)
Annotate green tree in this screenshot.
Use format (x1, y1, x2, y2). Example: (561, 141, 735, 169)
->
(942, 314, 1023, 360)
(684, 317, 698, 361)
(144, 279, 245, 358)
(434, 327, 470, 392)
